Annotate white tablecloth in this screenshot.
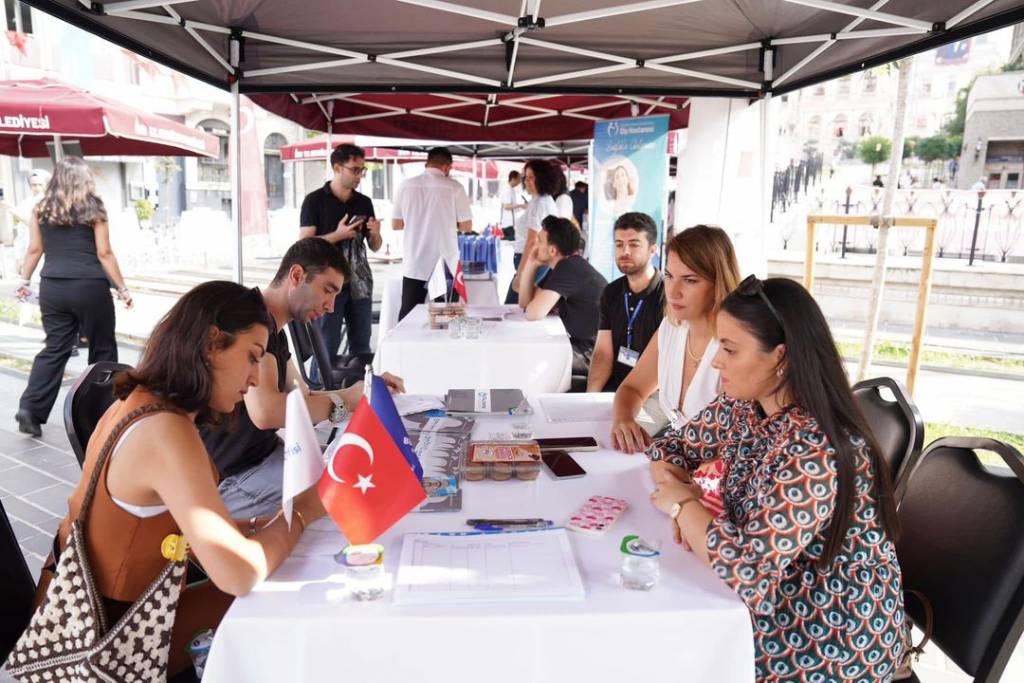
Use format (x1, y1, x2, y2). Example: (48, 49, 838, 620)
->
(378, 276, 498, 343)
(203, 396, 755, 683)
(373, 304, 573, 394)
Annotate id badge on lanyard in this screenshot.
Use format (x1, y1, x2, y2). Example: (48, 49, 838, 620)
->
(618, 292, 644, 368)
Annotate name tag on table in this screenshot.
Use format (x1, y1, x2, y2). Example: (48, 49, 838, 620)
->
(617, 347, 640, 367)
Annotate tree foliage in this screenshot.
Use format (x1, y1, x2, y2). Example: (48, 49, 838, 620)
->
(858, 136, 892, 165)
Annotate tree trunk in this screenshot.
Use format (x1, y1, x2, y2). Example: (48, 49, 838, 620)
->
(857, 57, 915, 382)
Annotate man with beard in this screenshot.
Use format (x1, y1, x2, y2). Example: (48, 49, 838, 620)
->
(516, 216, 607, 383)
(587, 212, 664, 392)
(201, 238, 404, 517)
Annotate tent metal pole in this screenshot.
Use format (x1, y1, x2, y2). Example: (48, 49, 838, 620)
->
(760, 48, 774, 277)
(782, 0, 933, 31)
(229, 37, 243, 284)
(326, 101, 334, 180)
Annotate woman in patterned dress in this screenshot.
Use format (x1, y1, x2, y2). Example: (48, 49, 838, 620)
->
(647, 276, 906, 682)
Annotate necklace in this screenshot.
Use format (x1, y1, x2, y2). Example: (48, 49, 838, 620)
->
(685, 334, 705, 364)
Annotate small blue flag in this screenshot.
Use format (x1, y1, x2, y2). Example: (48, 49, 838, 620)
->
(369, 374, 423, 481)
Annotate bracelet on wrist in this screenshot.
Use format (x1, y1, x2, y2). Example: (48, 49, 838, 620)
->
(294, 509, 308, 534)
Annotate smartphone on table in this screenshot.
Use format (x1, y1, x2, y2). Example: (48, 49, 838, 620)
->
(541, 450, 586, 479)
(535, 436, 599, 453)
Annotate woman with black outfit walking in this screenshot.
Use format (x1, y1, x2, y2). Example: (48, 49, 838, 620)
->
(15, 157, 133, 437)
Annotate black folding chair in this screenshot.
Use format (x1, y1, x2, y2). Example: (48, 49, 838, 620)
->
(897, 437, 1024, 682)
(852, 376, 924, 505)
(63, 361, 132, 467)
(0, 499, 36, 661)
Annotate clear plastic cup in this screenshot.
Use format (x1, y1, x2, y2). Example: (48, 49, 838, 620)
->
(510, 421, 534, 441)
(447, 315, 465, 338)
(462, 316, 483, 339)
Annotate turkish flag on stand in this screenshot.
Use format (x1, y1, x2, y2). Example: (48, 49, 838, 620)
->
(318, 398, 426, 544)
(453, 261, 468, 303)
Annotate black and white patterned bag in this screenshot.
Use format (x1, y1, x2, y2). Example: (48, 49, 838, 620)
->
(5, 405, 189, 682)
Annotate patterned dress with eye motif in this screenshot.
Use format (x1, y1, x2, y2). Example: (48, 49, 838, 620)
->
(647, 396, 907, 683)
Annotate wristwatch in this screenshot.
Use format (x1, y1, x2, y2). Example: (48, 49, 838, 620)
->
(669, 495, 701, 520)
(327, 393, 347, 424)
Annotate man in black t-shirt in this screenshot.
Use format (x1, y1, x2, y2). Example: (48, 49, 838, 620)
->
(516, 216, 607, 378)
(588, 212, 664, 392)
(202, 238, 405, 517)
(568, 181, 588, 228)
(299, 143, 380, 388)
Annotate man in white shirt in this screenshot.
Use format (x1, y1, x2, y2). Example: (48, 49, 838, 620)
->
(392, 147, 474, 320)
(499, 170, 527, 241)
(0, 169, 50, 270)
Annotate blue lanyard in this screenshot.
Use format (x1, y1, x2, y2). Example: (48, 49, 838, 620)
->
(623, 292, 644, 349)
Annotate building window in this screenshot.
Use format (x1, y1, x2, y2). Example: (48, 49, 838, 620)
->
(263, 132, 287, 210)
(1008, 173, 1020, 190)
(833, 114, 847, 138)
(196, 119, 230, 183)
(807, 115, 822, 140)
(858, 113, 873, 137)
(813, 84, 826, 97)
(863, 73, 877, 94)
(838, 77, 851, 96)
(919, 79, 932, 96)
(947, 79, 957, 95)
(4, 0, 32, 33)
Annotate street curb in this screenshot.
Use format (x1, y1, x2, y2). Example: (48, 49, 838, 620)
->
(842, 356, 1024, 383)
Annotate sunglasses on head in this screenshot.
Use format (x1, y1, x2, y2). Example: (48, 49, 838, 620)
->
(737, 275, 785, 334)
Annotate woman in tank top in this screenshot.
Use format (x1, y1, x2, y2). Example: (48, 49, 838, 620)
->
(611, 225, 741, 515)
(15, 156, 133, 437)
(34, 281, 328, 677)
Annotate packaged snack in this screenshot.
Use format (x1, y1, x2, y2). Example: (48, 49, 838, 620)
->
(465, 441, 542, 481)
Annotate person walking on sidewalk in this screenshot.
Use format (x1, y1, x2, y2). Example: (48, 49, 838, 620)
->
(14, 157, 133, 437)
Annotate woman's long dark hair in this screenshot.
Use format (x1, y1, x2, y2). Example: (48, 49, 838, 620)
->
(524, 159, 559, 197)
(114, 281, 273, 425)
(720, 278, 899, 566)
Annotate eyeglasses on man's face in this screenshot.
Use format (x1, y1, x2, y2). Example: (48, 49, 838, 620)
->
(341, 165, 368, 176)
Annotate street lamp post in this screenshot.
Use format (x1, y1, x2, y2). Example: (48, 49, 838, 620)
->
(841, 186, 853, 258)
(968, 189, 985, 266)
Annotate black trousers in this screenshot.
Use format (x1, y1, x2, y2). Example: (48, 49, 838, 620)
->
(504, 253, 523, 305)
(399, 275, 464, 322)
(20, 278, 118, 423)
(399, 277, 429, 322)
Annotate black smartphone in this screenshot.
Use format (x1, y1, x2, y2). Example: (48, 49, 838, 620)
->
(535, 436, 599, 453)
(541, 450, 586, 479)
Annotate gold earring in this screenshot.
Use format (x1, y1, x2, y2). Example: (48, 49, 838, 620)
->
(776, 368, 784, 377)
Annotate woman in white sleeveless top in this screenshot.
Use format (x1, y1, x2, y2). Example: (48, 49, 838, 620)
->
(611, 225, 741, 454)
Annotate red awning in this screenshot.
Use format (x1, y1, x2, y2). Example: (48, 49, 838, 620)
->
(279, 135, 429, 162)
(253, 93, 689, 143)
(0, 78, 219, 158)
(281, 135, 502, 178)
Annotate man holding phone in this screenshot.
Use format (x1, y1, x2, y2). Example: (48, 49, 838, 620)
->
(299, 143, 381, 385)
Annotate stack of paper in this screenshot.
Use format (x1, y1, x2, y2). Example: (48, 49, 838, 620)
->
(394, 528, 586, 604)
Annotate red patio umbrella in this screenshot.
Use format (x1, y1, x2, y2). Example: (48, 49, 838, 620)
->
(0, 78, 219, 158)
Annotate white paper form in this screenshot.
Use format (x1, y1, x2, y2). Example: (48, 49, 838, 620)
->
(393, 528, 585, 605)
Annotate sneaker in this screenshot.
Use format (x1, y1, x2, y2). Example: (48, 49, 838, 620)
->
(15, 410, 42, 437)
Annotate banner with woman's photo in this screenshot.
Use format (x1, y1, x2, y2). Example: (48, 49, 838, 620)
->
(589, 115, 670, 280)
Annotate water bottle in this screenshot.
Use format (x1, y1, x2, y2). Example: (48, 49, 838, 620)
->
(618, 535, 661, 591)
(186, 628, 215, 677)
